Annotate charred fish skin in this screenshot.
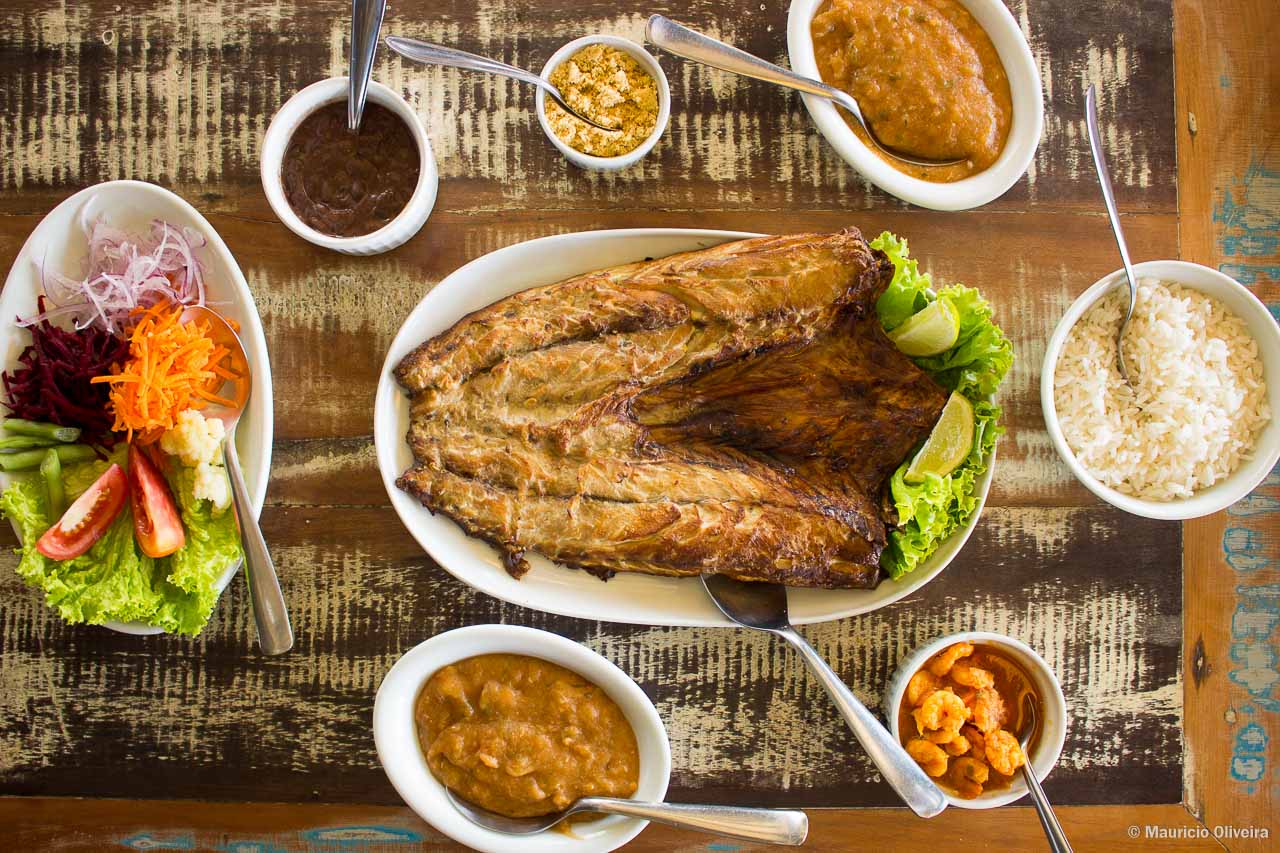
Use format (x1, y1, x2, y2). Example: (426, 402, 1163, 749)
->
(394, 229, 941, 590)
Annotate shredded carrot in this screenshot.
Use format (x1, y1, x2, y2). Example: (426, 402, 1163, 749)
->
(91, 302, 243, 443)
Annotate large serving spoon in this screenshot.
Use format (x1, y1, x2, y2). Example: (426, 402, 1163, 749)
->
(383, 36, 618, 131)
(1017, 694, 1072, 852)
(445, 787, 808, 845)
(1084, 84, 1139, 383)
(701, 575, 948, 818)
(181, 305, 293, 656)
(645, 15, 961, 168)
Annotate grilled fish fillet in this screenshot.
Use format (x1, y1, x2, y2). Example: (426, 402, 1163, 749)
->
(395, 229, 947, 588)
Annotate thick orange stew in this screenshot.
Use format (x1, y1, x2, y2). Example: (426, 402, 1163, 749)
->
(810, 0, 1013, 182)
(414, 654, 640, 817)
(897, 642, 1037, 798)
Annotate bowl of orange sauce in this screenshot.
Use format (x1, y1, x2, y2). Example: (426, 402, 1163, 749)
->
(883, 631, 1067, 809)
(787, 0, 1043, 210)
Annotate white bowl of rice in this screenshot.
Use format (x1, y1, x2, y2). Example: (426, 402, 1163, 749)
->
(1042, 260, 1280, 520)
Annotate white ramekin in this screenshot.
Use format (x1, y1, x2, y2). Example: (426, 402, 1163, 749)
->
(786, 0, 1043, 210)
(1041, 260, 1280, 520)
(374, 624, 672, 853)
(883, 631, 1068, 810)
(536, 36, 671, 172)
(260, 76, 439, 255)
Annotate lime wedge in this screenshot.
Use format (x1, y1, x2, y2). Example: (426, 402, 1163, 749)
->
(905, 391, 975, 483)
(887, 298, 960, 357)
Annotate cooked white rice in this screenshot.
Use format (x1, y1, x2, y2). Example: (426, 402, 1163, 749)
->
(1054, 278, 1269, 501)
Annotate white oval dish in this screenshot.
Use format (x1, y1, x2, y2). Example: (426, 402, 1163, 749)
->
(786, 0, 1043, 210)
(1041, 260, 1280, 520)
(0, 180, 274, 635)
(373, 228, 995, 626)
(883, 631, 1068, 810)
(536, 36, 671, 171)
(260, 76, 439, 255)
(374, 624, 671, 853)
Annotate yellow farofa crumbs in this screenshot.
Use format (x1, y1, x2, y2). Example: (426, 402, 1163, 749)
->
(546, 44, 659, 158)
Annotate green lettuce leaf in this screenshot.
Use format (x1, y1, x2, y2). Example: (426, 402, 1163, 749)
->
(871, 231, 1013, 580)
(0, 451, 240, 635)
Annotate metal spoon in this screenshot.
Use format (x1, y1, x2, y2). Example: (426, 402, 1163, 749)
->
(181, 305, 293, 656)
(444, 787, 808, 845)
(645, 15, 962, 169)
(348, 0, 386, 131)
(1018, 694, 1072, 852)
(701, 575, 948, 818)
(1085, 84, 1138, 383)
(383, 36, 618, 131)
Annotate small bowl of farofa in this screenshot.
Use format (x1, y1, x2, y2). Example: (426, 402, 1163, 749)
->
(1042, 260, 1280, 520)
(537, 36, 671, 171)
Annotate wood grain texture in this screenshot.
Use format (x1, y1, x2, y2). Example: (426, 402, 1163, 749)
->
(1176, 0, 1280, 850)
(0, 798, 1224, 852)
(0, 0, 1200, 842)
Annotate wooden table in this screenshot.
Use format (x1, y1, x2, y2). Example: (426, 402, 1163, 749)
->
(0, 0, 1275, 849)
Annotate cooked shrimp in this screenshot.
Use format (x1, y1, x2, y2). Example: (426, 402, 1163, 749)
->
(945, 734, 971, 756)
(961, 724, 986, 756)
(950, 661, 995, 689)
(971, 687, 1007, 733)
(985, 729, 1026, 776)
(928, 642, 975, 677)
(906, 669, 942, 706)
(913, 688, 970, 737)
(906, 738, 949, 777)
(925, 728, 958, 745)
(950, 756, 990, 798)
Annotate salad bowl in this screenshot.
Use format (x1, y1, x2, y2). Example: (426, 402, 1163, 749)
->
(0, 180, 274, 635)
(374, 228, 995, 626)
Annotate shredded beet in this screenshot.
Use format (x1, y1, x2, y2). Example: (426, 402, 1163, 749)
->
(2, 298, 129, 446)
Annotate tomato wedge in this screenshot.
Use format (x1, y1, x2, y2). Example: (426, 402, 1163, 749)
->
(128, 444, 185, 558)
(36, 463, 129, 561)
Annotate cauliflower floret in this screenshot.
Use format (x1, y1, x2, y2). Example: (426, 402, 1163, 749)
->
(160, 410, 225, 467)
(192, 461, 232, 515)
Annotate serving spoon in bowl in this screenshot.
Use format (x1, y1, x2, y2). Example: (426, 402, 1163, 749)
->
(1018, 694, 1072, 852)
(645, 15, 961, 169)
(181, 305, 293, 656)
(445, 787, 808, 845)
(701, 574, 948, 818)
(383, 36, 618, 131)
(1085, 84, 1139, 384)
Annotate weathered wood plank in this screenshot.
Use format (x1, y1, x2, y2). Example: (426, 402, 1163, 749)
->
(1176, 1, 1280, 850)
(0, 0, 1174, 216)
(1, 798, 1222, 852)
(0, 503, 1181, 806)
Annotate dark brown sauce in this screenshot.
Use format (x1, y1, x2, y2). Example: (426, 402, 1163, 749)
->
(281, 100, 419, 238)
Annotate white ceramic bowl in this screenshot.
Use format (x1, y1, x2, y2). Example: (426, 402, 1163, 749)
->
(1041, 260, 1280, 520)
(374, 624, 671, 853)
(536, 36, 671, 171)
(786, 0, 1043, 210)
(260, 77, 439, 255)
(0, 180, 274, 636)
(883, 631, 1067, 810)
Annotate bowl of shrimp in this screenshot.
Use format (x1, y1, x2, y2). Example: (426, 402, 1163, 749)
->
(883, 631, 1067, 809)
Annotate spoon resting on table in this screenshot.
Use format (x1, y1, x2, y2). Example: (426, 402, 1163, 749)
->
(445, 786, 809, 845)
(644, 15, 961, 169)
(701, 574, 948, 818)
(180, 305, 293, 656)
(1018, 693, 1072, 852)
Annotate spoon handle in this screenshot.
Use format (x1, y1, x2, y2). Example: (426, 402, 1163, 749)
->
(645, 15, 864, 122)
(348, 0, 386, 131)
(777, 626, 948, 818)
(1022, 765, 1073, 852)
(576, 798, 808, 846)
(225, 434, 293, 656)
